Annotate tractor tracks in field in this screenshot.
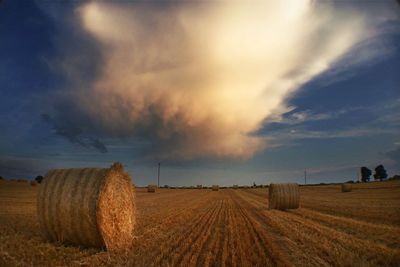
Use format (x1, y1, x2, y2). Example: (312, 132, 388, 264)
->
(151, 194, 222, 266)
(239, 188, 400, 248)
(179, 190, 278, 267)
(160, 190, 280, 267)
(228, 190, 307, 266)
(290, 208, 400, 248)
(171, 198, 224, 266)
(234, 189, 400, 266)
(136, 188, 400, 267)
(136, 190, 212, 236)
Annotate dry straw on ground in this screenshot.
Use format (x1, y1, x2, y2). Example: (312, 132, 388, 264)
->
(37, 162, 135, 251)
(212, 185, 219, 191)
(147, 184, 157, 193)
(341, 183, 352, 192)
(268, 183, 300, 210)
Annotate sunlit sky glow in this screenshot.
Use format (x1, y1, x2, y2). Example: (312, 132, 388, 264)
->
(0, 1, 399, 185)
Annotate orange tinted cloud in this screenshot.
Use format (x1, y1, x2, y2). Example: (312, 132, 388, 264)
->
(67, 0, 374, 160)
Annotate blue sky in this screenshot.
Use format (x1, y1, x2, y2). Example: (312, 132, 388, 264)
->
(0, 0, 399, 186)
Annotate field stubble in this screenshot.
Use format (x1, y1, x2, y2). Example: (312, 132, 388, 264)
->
(0, 180, 399, 266)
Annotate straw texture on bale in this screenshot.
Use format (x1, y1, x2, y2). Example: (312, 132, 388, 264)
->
(212, 185, 219, 191)
(147, 184, 157, 193)
(37, 163, 135, 251)
(341, 183, 352, 192)
(268, 183, 300, 210)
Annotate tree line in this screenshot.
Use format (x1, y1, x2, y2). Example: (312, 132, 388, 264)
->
(361, 165, 388, 182)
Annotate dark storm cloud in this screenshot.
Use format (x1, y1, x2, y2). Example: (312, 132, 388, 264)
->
(37, 0, 399, 162)
(41, 113, 107, 153)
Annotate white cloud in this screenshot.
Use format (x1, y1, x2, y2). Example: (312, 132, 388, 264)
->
(51, 0, 396, 160)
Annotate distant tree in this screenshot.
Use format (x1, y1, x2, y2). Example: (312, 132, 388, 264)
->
(360, 167, 371, 182)
(0, 176, 3, 180)
(374, 165, 388, 181)
(35, 175, 44, 184)
(253, 182, 257, 188)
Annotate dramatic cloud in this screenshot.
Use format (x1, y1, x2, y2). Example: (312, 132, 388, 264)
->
(42, 114, 107, 153)
(47, 0, 392, 160)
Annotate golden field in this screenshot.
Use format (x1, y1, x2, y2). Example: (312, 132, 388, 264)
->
(0, 180, 399, 266)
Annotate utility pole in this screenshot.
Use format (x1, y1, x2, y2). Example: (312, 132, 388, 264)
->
(304, 169, 307, 185)
(157, 162, 161, 187)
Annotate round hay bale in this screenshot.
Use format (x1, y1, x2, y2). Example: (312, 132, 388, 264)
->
(341, 183, 352, 192)
(268, 183, 299, 210)
(30, 180, 38, 186)
(147, 184, 157, 192)
(212, 185, 219, 191)
(37, 162, 135, 251)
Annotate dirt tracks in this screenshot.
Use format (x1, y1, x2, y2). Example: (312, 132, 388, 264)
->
(0, 182, 399, 266)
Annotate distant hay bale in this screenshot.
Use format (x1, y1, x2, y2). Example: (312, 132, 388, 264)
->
(212, 185, 219, 191)
(17, 179, 27, 183)
(30, 180, 37, 187)
(268, 183, 300, 210)
(147, 184, 157, 193)
(37, 163, 135, 251)
(341, 183, 352, 192)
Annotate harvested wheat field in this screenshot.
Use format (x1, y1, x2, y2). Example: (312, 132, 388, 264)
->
(0, 180, 400, 266)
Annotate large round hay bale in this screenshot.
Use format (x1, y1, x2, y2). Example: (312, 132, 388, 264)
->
(268, 183, 299, 210)
(341, 183, 352, 192)
(147, 184, 157, 192)
(37, 163, 135, 251)
(212, 185, 219, 191)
